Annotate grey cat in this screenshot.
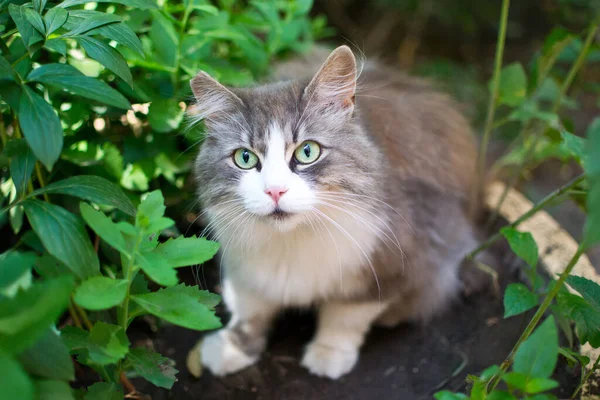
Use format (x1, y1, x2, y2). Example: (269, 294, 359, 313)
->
(187, 45, 486, 379)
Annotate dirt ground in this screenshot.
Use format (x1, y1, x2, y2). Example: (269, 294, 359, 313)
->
(133, 255, 582, 400)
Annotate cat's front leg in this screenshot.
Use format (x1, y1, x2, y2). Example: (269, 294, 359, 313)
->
(301, 301, 387, 379)
(200, 279, 279, 376)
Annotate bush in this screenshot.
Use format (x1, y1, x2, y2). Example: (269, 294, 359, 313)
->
(0, 0, 325, 397)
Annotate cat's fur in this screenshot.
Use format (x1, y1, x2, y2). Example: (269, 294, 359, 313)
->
(188, 46, 485, 379)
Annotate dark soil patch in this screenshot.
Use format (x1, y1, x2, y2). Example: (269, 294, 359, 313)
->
(132, 259, 582, 400)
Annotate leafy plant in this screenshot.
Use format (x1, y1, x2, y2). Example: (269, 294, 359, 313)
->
(0, 0, 323, 397)
(435, 2, 600, 398)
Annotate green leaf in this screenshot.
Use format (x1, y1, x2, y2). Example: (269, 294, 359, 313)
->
(18, 329, 74, 381)
(525, 377, 559, 394)
(153, 236, 219, 268)
(80, 203, 129, 255)
(44, 8, 68, 35)
(584, 118, 600, 247)
(148, 99, 184, 133)
(30, 175, 135, 216)
(566, 276, 600, 309)
(18, 86, 63, 171)
(513, 316, 558, 379)
(62, 323, 129, 365)
(58, 0, 157, 9)
(23, 199, 99, 280)
(3, 139, 36, 197)
(433, 392, 469, 400)
(125, 348, 178, 389)
(0, 276, 74, 355)
(0, 352, 34, 400)
(63, 12, 122, 37)
(0, 251, 36, 297)
(149, 10, 178, 67)
(137, 252, 178, 287)
(504, 283, 538, 318)
(495, 63, 527, 107)
(136, 190, 166, 230)
(34, 254, 72, 278)
(44, 39, 67, 56)
(557, 292, 600, 347)
(502, 371, 528, 391)
(560, 130, 586, 166)
(24, 8, 45, 36)
(487, 391, 517, 400)
(500, 227, 538, 269)
(27, 63, 131, 109)
(34, 380, 75, 400)
(0, 55, 16, 81)
(8, 5, 44, 53)
(77, 36, 133, 87)
(83, 382, 123, 400)
(62, 11, 143, 56)
(131, 284, 221, 331)
(74, 277, 128, 311)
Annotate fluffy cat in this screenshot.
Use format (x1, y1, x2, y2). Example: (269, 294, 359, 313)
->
(187, 45, 484, 379)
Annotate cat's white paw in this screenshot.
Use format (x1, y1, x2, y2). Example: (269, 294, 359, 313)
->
(301, 342, 358, 379)
(200, 330, 258, 376)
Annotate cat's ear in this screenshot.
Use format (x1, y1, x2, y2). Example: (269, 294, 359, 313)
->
(304, 45, 357, 116)
(189, 71, 243, 122)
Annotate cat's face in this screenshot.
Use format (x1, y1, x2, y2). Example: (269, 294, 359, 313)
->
(190, 46, 381, 234)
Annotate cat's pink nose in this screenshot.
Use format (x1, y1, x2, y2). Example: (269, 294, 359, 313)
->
(265, 187, 288, 204)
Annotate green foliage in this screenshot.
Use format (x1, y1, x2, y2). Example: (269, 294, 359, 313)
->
(1, 0, 319, 395)
(437, 3, 600, 399)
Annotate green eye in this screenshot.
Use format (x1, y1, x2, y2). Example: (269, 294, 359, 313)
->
(233, 148, 259, 169)
(294, 141, 321, 164)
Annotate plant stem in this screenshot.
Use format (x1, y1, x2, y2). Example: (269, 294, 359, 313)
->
(489, 22, 599, 221)
(553, 23, 599, 115)
(469, 173, 585, 258)
(11, 52, 30, 67)
(75, 304, 94, 330)
(35, 162, 50, 202)
(68, 302, 83, 329)
(572, 353, 600, 398)
(172, 4, 193, 94)
(1, 28, 18, 39)
(475, 0, 510, 193)
(488, 242, 586, 391)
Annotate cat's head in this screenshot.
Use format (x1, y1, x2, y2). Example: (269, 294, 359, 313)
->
(189, 46, 382, 234)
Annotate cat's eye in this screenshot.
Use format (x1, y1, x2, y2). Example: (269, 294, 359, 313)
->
(294, 141, 321, 164)
(233, 148, 259, 169)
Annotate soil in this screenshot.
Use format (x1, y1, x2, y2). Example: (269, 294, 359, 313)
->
(132, 253, 582, 400)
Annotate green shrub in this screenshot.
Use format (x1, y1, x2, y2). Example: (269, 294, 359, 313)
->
(0, 0, 324, 397)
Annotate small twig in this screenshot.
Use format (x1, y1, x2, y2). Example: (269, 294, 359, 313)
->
(475, 0, 510, 202)
(572, 353, 600, 398)
(94, 235, 100, 253)
(11, 52, 29, 67)
(68, 302, 83, 329)
(75, 304, 93, 330)
(468, 174, 585, 259)
(397, 0, 434, 69)
(488, 243, 586, 391)
(35, 162, 50, 202)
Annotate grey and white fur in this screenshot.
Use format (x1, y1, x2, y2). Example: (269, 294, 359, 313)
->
(187, 46, 488, 379)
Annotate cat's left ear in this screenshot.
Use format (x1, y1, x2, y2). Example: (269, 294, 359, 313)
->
(188, 71, 243, 123)
(304, 45, 357, 117)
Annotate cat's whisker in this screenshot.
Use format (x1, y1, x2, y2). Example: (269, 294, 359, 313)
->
(315, 200, 403, 258)
(311, 208, 381, 302)
(315, 194, 402, 249)
(308, 209, 344, 293)
(317, 191, 416, 235)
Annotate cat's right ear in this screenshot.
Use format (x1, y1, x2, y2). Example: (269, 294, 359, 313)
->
(188, 71, 243, 122)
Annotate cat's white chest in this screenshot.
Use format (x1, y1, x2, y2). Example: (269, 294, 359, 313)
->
(220, 210, 384, 306)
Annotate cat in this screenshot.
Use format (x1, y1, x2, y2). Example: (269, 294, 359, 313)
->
(187, 45, 488, 379)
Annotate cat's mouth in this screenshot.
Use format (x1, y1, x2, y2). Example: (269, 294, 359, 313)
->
(269, 207, 292, 220)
